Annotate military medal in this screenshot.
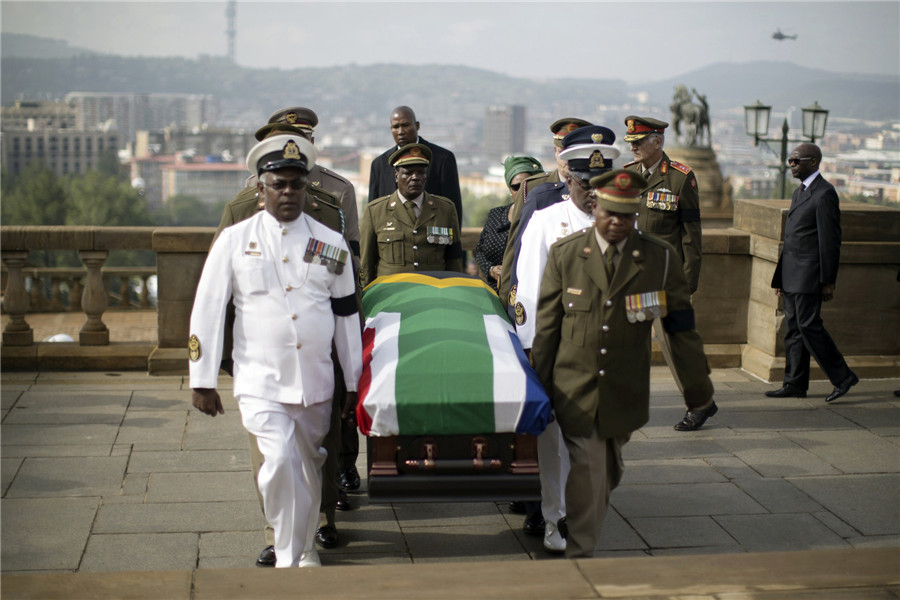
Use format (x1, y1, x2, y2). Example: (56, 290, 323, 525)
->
(427, 226, 453, 245)
(646, 188, 679, 211)
(303, 238, 348, 274)
(625, 291, 668, 323)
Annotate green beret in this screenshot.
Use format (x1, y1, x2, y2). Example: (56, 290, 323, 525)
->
(503, 155, 544, 187)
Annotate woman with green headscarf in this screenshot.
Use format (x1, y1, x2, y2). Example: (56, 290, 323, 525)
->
(474, 155, 544, 292)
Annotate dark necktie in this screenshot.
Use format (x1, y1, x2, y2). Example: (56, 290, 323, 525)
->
(605, 245, 618, 280)
(405, 201, 418, 223)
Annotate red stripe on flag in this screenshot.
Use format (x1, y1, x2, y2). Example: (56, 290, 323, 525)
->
(356, 325, 377, 435)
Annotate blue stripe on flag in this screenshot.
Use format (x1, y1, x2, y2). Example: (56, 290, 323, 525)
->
(507, 330, 553, 435)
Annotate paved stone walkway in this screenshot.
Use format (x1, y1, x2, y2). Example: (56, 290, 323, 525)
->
(1, 368, 898, 598)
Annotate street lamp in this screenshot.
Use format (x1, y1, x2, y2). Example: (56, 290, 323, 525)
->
(743, 100, 830, 199)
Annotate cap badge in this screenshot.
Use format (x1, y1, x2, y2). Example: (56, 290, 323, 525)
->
(563, 123, 578, 134)
(283, 140, 301, 160)
(591, 133, 604, 143)
(410, 147, 422, 157)
(285, 112, 298, 124)
(626, 119, 635, 133)
(589, 151, 605, 169)
(614, 173, 632, 190)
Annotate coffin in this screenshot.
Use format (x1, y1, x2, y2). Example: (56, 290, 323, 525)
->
(356, 272, 552, 503)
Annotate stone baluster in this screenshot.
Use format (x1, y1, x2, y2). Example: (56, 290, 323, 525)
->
(69, 277, 83, 311)
(2, 252, 34, 346)
(49, 277, 65, 311)
(29, 272, 44, 312)
(139, 274, 151, 308)
(78, 250, 109, 345)
(118, 276, 131, 309)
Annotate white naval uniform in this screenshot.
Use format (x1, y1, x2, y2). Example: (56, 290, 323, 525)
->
(514, 199, 594, 530)
(189, 210, 363, 568)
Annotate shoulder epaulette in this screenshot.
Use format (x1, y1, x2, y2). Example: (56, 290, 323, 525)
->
(636, 229, 677, 251)
(623, 160, 639, 168)
(669, 160, 692, 175)
(307, 183, 341, 208)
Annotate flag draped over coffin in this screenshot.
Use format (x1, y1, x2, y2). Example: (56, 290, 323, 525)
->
(357, 273, 552, 437)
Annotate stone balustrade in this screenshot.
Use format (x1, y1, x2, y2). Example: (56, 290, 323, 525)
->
(2, 200, 898, 380)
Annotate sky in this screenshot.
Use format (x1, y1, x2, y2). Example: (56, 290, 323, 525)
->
(2, 1, 898, 82)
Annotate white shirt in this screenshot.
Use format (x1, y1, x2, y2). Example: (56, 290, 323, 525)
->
(514, 199, 594, 349)
(189, 210, 362, 405)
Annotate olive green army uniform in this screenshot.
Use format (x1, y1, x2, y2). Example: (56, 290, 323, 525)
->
(532, 228, 713, 557)
(213, 181, 347, 549)
(308, 164, 360, 256)
(625, 153, 702, 293)
(359, 191, 464, 288)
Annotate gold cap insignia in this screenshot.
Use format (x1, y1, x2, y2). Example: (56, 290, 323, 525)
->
(591, 133, 604, 143)
(614, 173, 632, 190)
(282, 140, 301, 160)
(285, 112, 298, 124)
(589, 150, 605, 169)
(188, 334, 202, 362)
(410, 147, 422, 157)
(626, 119, 635, 132)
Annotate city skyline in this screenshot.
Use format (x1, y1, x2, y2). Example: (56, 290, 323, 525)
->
(2, 1, 898, 83)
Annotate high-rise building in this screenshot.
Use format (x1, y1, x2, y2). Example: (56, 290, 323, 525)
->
(1, 128, 119, 177)
(483, 105, 526, 161)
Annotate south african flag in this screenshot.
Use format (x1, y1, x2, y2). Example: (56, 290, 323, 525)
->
(357, 273, 552, 437)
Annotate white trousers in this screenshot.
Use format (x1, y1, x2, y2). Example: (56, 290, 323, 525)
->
(238, 395, 331, 568)
(537, 417, 570, 524)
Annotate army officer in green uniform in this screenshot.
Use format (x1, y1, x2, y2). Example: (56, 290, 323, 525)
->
(622, 116, 701, 293)
(359, 143, 464, 288)
(531, 169, 717, 558)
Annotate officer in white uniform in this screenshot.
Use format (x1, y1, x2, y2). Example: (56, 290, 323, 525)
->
(190, 135, 363, 568)
(513, 125, 619, 553)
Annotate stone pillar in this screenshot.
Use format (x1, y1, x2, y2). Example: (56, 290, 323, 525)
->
(78, 250, 110, 346)
(1, 251, 33, 346)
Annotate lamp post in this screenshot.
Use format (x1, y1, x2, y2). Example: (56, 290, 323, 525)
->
(743, 100, 829, 199)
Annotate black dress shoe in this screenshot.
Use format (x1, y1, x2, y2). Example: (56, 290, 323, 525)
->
(255, 545, 275, 568)
(674, 400, 718, 431)
(826, 373, 859, 403)
(765, 384, 807, 398)
(315, 524, 339, 549)
(335, 489, 353, 511)
(340, 467, 361, 491)
(508, 501, 527, 514)
(556, 517, 568, 540)
(522, 512, 545, 536)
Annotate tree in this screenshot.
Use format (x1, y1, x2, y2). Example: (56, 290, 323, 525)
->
(65, 170, 153, 227)
(0, 160, 69, 226)
(157, 194, 224, 226)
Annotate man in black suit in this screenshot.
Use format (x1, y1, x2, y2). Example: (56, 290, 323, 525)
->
(767, 143, 858, 403)
(368, 105, 462, 222)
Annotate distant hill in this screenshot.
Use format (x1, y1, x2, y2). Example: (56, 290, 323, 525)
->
(1, 33, 101, 59)
(640, 61, 899, 122)
(2, 33, 898, 122)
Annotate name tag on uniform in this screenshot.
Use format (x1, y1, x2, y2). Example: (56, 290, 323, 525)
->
(646, 188, 679, 211)
(625, 290, 668, 323)
(303, 238, 348, 275)
(244, 241, 262, 256)
(426, 226, 454, 245)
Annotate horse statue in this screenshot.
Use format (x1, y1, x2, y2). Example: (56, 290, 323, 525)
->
(669, 85, 711, 147)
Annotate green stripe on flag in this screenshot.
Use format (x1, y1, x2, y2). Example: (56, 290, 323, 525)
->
(363, 279, 506, 434)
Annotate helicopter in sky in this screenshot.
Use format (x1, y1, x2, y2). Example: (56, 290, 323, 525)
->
(772, 28, 798, 41)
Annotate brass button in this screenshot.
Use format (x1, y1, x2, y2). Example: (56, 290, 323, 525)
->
(286, 285, 293, 292)
(282, 256, 289, 263)
(600, 348, 607, 355)
(282, 229, 287, 236)
(598, 370, 606, 376)
(296, 343, 302, 349)
(413, 245, 418, 250)
(291, 314, 297, 320)
(605, 300, 613, 307)
(601, 324, 609, 332)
